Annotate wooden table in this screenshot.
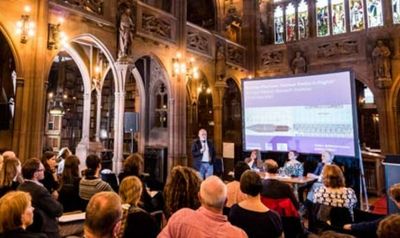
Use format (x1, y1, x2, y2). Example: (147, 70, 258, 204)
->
(260, 174, 317, 199)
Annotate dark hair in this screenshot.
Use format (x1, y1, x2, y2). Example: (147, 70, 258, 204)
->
(240, 170, 262, 197)
(264, 159, 279, 174)
(123, 153, 144, 177)
(234, 161, 250, 181)
(288, 150, 299, 158)
(389, 183, 400, 203)
(61, 155, 80, 185)
(377, 214, 400, 238)
(319, 231, 355, 238)
(164, 166, 201, 218)
(322, 164, 345, 188)
(85, 155, 101, 177)
(22, 158, 41, 180)
(41, 151, 56, 172)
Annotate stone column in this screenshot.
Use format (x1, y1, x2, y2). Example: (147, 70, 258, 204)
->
(113, 60, 134, 174)
(11, 78, 24, 153)
(75, 90, 92, 172)
(95, 89, 102, 142)
(213, 80, 227, 157)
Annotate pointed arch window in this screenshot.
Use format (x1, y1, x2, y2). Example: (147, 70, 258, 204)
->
(331, 0, 346, 34)
(274, 6, 284, 44)
(285, 3, 296, 42)
(367, 0, 383, 27)
(316, 0, 329, 37)
(394, 0, 400, 24)
(349, 0, 365, 31)
(298, 0, 308, 40)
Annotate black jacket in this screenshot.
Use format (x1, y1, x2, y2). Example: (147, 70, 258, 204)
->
(0, 228, 47, 238)
(191, 139, 216, 171)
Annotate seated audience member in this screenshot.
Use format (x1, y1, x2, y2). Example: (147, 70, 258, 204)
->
(79, 154, 113, 204)
(40, 151, 59, 198)
(229, 170, 283, 238)
(119, 176, 159, 238)
(307, 150, 334, 179)
(244, 149, 263, 171)
(0, 157, 22, 198)
(226, 161, 250, 208)
(280, 150, 304, 177)
(18, 158, 63, 238)
(261, 159, 299, 209)
(118, 153, 155, 211)
(0, 191, 46, 238)
(2, 151, 16, 161)
(56, 147, 72, 176)
(307, 230, 355, 238)
(84, 191, 123, 238)
(313, 164, 357, 214)
(377, 214, 400, 238)
(59, 155, 83, 212)
(164, 166, 202, 219)
(343, 183, 400, 236)
(158, 176, 247, 238)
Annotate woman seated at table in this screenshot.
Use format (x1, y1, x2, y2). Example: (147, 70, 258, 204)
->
(313, 164, 357, 215)
(229, 170, 283, 238)
(280, 150, 304, 177)
(244, 149, 263, 172)
(307, 150, 334, 180)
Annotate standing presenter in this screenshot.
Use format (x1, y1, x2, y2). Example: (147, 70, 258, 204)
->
(191, 128, 216, 179)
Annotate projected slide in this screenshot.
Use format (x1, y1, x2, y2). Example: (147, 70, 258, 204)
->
(242, 71, 357, 157)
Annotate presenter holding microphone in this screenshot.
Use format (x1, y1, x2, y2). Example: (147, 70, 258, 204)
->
(191, 128, 216, 179)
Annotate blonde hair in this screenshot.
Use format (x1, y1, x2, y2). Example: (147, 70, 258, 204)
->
(119, 176, 142, 206)
(0, 157, 20, 187)
(389, 183, 400, 203)
(0, 191, 31, 233)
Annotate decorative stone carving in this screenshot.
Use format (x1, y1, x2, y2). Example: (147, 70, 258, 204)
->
(223, 5, 242, 42)
(260, 51, 283, 67)
(64, 0, 104, 15)
(215, 42, 226, 80)
(317, 40, 358, 58)
(187, 31, 209, 55)
(142, 13, 171, 39)
(291, 51, 307, 74)
(227, 44, 245, 67)
(372, 40, 392, 89)
(118, 6, 135, 59)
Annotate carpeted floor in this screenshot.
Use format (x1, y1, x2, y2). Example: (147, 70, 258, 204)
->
(370, 195, 387, 215)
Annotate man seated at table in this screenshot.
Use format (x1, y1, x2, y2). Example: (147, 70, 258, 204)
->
(261, 159, 299, 209)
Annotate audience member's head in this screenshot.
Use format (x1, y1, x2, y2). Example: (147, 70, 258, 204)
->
(321, 164, 345, 188)
(288, 150, 299, 161)
(0, 157, 21, 187)
(377, 214, 400, 238)
(123, 153, 144, 177)
(321, 150, 334, 164)
(119, 176, 142, 207)
(234, 161, 250, 181)
(0, 155, 3, 170)
(22, 158, 44, 181)
(2, 151, 16, 160)
(264, 159, 279, 174)
(61, 155, 80, 184)
(250, 150, 259, 160)
(57, 147, 72, 161)
(319, 230, 355, 238)
(389, 183, 400, 207)
(0, 191, 33, 233)
(84, 191, 122, 238)
(199, 175, 227, 212)
(164, 166, 201, 218)
(85, 155, 101, 177)
(240, 170, 262, 197)
(41, 151, 57, 172)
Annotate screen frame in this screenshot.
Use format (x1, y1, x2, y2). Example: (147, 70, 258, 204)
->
(241, 70, 360, 158)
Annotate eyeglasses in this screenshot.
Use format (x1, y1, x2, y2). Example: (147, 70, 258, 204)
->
(36, 168, 44, 172)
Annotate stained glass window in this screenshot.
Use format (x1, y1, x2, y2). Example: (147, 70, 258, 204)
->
(286, 3, 296, 42)
(349, 0, 365, 31)
(274, 6, 284, 44)
(367, 0, 383, 27)
(298, 0, 308, 40)
(316, 0, 329, 37)
(331, 0, 346, 34)
(393, 0, 400, 24)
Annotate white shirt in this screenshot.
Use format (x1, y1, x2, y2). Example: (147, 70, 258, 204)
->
(201, 141, 210, 162)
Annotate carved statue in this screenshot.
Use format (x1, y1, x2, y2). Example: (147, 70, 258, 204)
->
(223, 5, 242, 42)
(372, 40, 391, 79)
(118, 7, 135, 59)
(215, 44, 226, 80)
(291, 51, 306, 74)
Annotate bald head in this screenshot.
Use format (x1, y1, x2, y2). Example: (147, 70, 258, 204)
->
(199, 175, 227, 211)
(84, 192, 122, 238)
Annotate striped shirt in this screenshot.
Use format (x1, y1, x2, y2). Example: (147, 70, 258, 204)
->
(79, 177, 113, 200)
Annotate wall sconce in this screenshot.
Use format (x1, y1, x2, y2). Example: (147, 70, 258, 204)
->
(172, 52, 199, 81)
(48, 17, 68, 50)
(48, 92, 65, 116)
(16, 5, 35, 44)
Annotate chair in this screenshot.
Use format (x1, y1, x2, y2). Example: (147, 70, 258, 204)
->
(261, 196, 304, 238)
(214, 157, 224, 177)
